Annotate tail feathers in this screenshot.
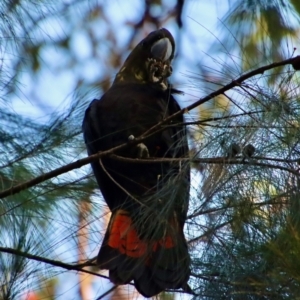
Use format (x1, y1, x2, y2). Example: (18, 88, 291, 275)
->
(97, 210, 190, 298)
(151, 245, 190, 289)
(134, 267, 165, 297)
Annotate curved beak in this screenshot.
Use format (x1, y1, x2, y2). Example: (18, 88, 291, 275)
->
(151, 38, 173, 61)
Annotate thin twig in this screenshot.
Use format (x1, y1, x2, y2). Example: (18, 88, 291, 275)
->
(165, 109, 265, 127)
(96, 286, 118, 300)
(187, 197, 288, 220)
(110, 154, 299, 175)
(187, 220, 232, 245)
(98, 159, 146, 207)
(0, 246, 107, 279)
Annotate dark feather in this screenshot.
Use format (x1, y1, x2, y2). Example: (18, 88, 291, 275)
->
(82, 28, 190, 297)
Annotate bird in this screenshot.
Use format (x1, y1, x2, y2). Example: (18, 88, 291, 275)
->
(82, 28, 191, 297)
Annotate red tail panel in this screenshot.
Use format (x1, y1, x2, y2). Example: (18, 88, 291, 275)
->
(98, 210, 190, 297)
(108, 211, 148, 257)
(108, 211, 177, 257)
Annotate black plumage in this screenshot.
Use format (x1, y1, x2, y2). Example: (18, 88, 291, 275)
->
(82, 28, 191, 297)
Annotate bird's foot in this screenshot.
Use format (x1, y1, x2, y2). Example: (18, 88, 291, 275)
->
(136, 143, 150, 158)
(128, 135, 149, 158)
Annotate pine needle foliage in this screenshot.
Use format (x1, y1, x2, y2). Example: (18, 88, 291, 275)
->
(1, 0, 300, 299)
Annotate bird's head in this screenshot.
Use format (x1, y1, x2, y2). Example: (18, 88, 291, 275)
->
(113, 28, 175, 90)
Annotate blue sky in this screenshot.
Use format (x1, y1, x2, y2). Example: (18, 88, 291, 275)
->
(9, 0, 230, 121)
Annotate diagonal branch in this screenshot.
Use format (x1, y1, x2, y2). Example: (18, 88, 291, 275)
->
(98, 158, 146, 207)
(0, 56, 299, 199)
(96, 286, 118, 300)
(0, 246, 107, 279)
(140, 55, 300, 138)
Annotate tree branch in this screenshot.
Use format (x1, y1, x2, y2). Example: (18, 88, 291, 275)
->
(0, 246, 108, 279)
(96, 286, 118, 300)
(1, 56, 299, 198)
(187, 196, 289, 220)
(110, 154, 299, 175)
(140, 55, 300, 138)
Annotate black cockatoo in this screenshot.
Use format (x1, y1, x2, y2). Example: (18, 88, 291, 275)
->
(82, 28, 191, 297)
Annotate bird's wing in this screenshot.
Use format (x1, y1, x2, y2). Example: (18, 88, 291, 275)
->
(82, 28, 191, 297)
